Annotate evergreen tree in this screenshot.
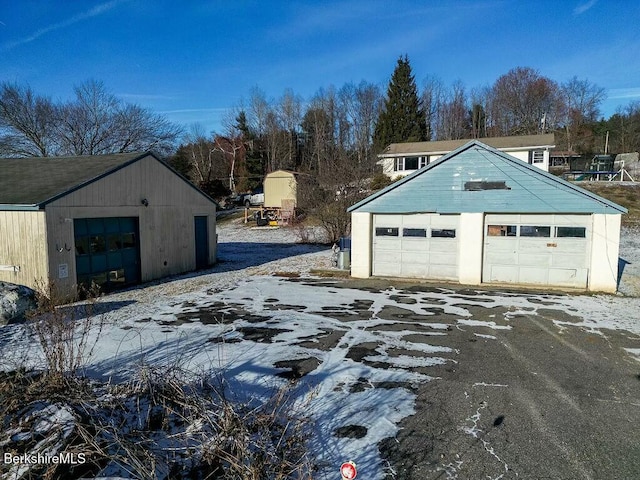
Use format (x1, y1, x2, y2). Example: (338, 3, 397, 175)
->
(373, 55, 427, 152)
(235, 110, 265, 191)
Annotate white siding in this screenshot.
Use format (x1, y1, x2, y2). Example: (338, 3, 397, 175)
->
(380, 148, 549, 178)
(458, 213, 484, 285)
(588, 213, 621, 293)
(506, 150, 550, 171)
(350, 212, 372, 278)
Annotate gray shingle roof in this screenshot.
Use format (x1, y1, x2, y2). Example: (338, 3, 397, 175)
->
(380, 133, 555, 157)
(0, 152, 150, 207)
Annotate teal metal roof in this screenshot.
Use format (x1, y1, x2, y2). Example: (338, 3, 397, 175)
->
(349, 141, 627, 215)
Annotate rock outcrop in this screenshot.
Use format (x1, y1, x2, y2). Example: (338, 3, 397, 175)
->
(0, 281, 37, 325)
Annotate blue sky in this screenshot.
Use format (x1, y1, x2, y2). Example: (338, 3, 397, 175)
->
(2, 0, 640, 137)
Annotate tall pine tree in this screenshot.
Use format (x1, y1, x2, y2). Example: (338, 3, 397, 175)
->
(373, 55, 428, 152)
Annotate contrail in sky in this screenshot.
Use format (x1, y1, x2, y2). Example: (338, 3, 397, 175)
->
(1, 0, 127, 51)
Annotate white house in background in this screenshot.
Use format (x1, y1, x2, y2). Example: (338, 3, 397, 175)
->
(377, 133, 555, 177)
(349, 140, 626, 293)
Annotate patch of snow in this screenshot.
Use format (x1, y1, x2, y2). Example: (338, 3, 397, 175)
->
(474, 333, 497, 340)
(457, 319, 512, 330)
(624, 348, 640, 362)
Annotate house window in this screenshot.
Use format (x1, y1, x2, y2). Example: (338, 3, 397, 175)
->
(375, 227, 399, 236)
(531, 151, 544, 164)
(520, 226, 551, 237)
(403, 228, 427, 237)
(431, 229, 456, 238)
(555, 227, 586, 238)
(394, 156, 427, 171)
(487, 225, 517, 237)
(404, 157, 419, 170)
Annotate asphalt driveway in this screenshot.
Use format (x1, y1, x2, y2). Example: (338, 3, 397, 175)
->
(137, 273, 640, 479)
(370, 285, 640, 479)
(194, 276, 640, 479)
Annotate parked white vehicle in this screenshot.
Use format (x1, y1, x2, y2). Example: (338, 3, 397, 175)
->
(244, 186, 264, 207)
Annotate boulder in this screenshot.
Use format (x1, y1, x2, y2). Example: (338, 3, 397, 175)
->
(0, 281, 38, 325)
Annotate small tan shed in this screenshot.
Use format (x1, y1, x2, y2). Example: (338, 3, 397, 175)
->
(263, 170, 298, 209)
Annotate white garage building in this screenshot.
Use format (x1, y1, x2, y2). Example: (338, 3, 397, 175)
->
(348, 141, 627, 292)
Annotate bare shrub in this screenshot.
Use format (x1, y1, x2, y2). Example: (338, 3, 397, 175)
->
(28, 281, 105, 383)
(312, 198, 355, 244)
(369, 171, 393, 191)
(293, 223, 314, 243)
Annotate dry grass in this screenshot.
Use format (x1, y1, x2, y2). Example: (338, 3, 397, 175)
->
(576, 182, 640, 226)
(0, 364, 314, 480)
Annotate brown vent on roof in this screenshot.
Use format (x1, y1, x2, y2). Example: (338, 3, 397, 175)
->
(464, 181, 510, 191)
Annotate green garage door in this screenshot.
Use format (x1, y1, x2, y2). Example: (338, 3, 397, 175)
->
(194, 216, 209, 269)
(74, 217, 140, 292)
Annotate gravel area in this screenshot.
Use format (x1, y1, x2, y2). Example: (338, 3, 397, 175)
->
(106, 217, 333, 304)
(106, 218, 640, 304)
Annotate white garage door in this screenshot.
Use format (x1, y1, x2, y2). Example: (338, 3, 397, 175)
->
(372, 214, 459, 280)
(483, 214, 591, 288)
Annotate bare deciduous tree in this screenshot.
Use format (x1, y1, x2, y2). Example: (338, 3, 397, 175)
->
(421, 76, 445, 140)
(469, 85, 493, 138)
(604, 102, 640, 154)
(179, 124, 218, 186)
(277, 89, 302, 170)
(490, 67, 564, 136)
(435, 80, 469, 140)
(0, 80, 181, 158)
(213, 135, 246, 192)
(338, 81, 382, 172)
(561, 77, 606, 151)
(0, 82, 56, 157)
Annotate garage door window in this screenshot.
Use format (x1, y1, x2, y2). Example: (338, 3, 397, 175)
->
(431, 229, 456, 238)
(556, 226, 586, 238)
(487, 225, 517, 237)
(520, 226, 551, 237)
(74, 217, 140, 292)
(375, 227, 399, 236)
(403, 228, 427, 237)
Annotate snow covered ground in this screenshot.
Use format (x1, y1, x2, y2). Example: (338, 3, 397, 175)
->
(618, 226, 640, 296)
(1, 217, 639, 479)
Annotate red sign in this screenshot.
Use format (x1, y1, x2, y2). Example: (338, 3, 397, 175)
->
(340, 461, 357, 479)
